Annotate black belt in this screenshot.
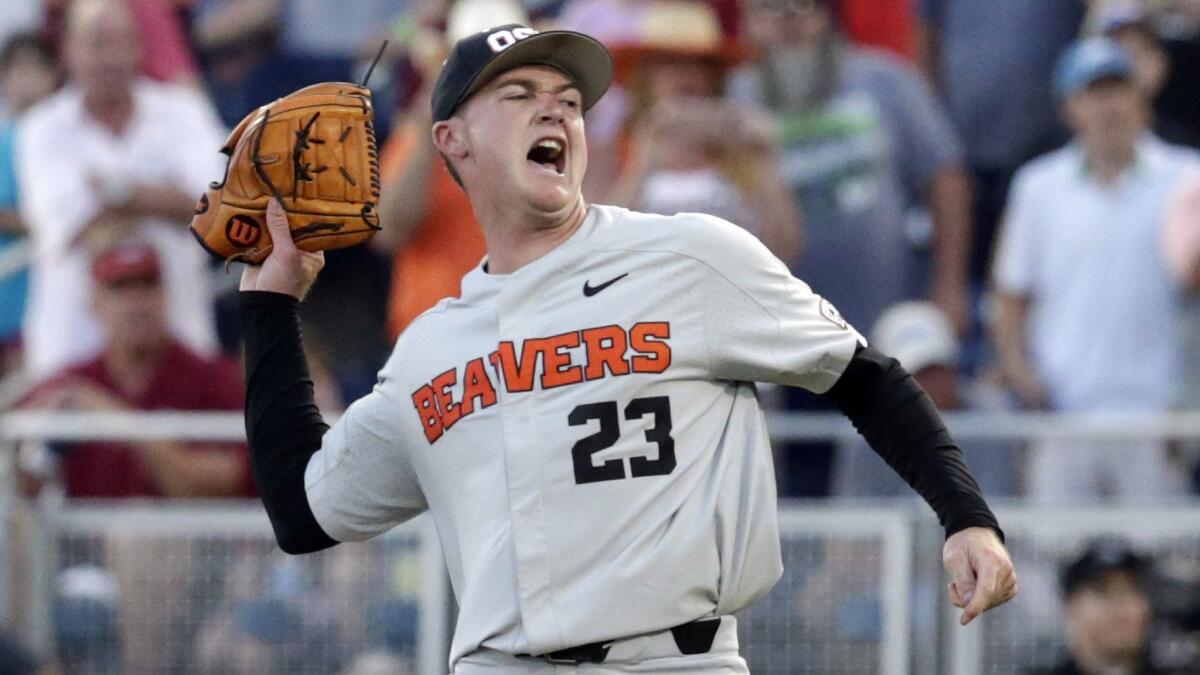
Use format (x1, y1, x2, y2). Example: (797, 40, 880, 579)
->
(525, 617, 723, 665)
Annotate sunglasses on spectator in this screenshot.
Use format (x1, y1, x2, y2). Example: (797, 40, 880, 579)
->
(753, 0, 828, 14)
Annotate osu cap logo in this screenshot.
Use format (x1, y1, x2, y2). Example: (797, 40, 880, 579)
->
(486, 27, 537, 53)
(226, 215, 261, 247)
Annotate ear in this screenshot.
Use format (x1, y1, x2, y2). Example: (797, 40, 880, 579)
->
(432, 118, 469, 160)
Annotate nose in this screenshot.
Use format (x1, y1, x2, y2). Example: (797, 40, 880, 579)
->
(536, 94, 566, 125)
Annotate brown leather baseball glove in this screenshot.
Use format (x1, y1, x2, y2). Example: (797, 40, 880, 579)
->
(190, 82, 381, 264)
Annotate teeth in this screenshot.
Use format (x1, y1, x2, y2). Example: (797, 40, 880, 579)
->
(535, 139, 564, 156)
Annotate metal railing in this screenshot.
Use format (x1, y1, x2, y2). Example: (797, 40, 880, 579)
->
(7, 497, 450, 675)
(7, 409, 1200, 443)
(2, 409, 1199, 674)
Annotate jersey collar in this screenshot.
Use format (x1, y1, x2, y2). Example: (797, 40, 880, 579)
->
(460, 204, 601, 299)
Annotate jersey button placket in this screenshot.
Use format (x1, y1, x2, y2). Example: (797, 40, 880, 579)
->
(495, 279, 561, 650)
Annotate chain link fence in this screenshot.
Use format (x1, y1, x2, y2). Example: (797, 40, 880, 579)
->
(6, 501, 449, 675)
(3, 411, 1200, 673)
(737, 508, 912, 675)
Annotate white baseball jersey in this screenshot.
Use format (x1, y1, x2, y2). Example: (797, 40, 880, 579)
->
(303, 204, 864, 668)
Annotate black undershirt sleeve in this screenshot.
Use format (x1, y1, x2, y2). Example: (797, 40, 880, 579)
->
(824, 343, 1004, 541)
(240, 290, 338, 554)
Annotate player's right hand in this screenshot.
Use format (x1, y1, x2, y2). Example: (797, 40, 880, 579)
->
(943, 526, 1018, 626)
(239, 198, 325, 300)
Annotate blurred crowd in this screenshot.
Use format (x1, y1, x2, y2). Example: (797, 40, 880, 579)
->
(4, 0, 1195, 499)
(2, 0, 1198, 501)
(2, 0, 1200, 672)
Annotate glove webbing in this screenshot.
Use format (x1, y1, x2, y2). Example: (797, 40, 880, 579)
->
(235, 106, 381, 265)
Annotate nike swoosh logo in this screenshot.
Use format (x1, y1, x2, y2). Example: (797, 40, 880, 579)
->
(583, 273, 628, 297)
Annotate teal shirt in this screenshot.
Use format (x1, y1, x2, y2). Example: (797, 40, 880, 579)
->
(0, 119, 29, 341)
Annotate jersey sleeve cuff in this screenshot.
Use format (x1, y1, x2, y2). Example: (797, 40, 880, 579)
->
(803, 329, 868, 395)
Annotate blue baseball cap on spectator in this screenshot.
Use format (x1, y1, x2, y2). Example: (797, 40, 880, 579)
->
(1054, 37, 1134, 99)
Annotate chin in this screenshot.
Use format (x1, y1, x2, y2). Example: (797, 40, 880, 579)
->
(521, 182, 576, 214)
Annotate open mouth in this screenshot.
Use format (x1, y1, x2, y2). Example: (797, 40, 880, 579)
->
(527, 137, 566, 175)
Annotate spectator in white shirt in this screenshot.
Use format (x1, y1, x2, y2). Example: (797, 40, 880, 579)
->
(992, 37, 1198, 503)
(16, 0, 226, 378)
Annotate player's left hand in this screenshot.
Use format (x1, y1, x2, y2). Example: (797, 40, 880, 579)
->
(943, 526, 1017, 626)
(239, 198, 325, 300)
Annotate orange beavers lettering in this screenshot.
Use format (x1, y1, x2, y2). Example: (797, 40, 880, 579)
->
(411, 322, 672, 444)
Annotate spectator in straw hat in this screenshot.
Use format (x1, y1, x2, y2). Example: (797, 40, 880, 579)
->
(594, 0, 802, 262)
(20, 238, 252, 499)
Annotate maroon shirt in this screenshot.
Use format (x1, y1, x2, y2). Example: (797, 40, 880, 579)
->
(35, 341, 253, 498)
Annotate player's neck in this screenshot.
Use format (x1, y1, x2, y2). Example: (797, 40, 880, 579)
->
(480, 197, 588, 275)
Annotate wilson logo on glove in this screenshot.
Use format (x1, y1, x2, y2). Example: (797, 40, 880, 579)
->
(190, 81, 382, 264)
(225, 215, 262, 247)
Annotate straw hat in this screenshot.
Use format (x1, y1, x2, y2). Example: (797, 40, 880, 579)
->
(608, 1, 753, 82)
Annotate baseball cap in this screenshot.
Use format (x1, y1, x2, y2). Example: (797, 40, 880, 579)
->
(870, 302, 959, 374)
(431, 23, 613, 123)
(1060, 539, 1149, 596)
(1054, 37, 1134, 99)
(90, 240, 161, 286)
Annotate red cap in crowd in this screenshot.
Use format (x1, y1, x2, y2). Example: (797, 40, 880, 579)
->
(90, 240, 162, 286)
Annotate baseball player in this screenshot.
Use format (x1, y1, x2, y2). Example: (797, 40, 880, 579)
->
(237, 25, 1017, 674)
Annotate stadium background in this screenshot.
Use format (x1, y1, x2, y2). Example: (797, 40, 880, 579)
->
(1, 0, 1199, 673)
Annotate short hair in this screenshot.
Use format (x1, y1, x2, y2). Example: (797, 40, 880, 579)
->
(0, 32, 55, 75)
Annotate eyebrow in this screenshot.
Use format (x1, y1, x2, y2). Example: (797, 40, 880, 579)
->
(491, 77, 581, 96)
